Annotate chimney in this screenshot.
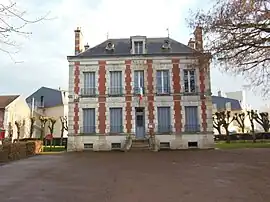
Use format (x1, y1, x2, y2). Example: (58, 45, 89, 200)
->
(218, 90, 221, 97)
(194, 26, 203, 51)
(188, 38, 195, 49)
(74, 27, 83, 55)
(84, 43, 90, 51)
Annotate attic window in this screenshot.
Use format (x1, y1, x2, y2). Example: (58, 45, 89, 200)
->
(105, 41, 115, 51)
(162, 40, 171, 49)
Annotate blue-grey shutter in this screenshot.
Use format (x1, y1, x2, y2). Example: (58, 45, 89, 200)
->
(156, 71, 162, 94)
(83, 72, 95, 95)
(83, 108, 95, 133)
(110, 108, 122, 133)
(157, 107, 171, 133)
(185, 106, 199, 132)
(110, 71, 122, 95)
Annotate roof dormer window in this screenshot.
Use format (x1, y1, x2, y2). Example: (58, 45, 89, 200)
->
(162, 39, 171, 49)
(130, 36, 146, 54)
(134, 41, 143, 54)
(105, 41, 115, 51)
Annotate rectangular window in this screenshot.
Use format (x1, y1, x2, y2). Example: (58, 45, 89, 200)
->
(157, 107, 171, 133)
(82, 108, 96, 134)
(109, 71, 122, 96)
(184, 106, 200, 132)
(110, 108, 123, 133)
(134, 41, 143, 54)
(156, 70, 170, 94)
(82, 72, 96, 96)
(184, 70, 196, 93)
(134, 70, 144, 94)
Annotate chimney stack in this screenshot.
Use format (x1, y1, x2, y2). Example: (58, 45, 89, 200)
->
(84, 43, 90, 51)
(194, 26, 203, 51)
(74, 27, 83, 55)
(188, 38, 195, 49)
(218, 90, 221, 97)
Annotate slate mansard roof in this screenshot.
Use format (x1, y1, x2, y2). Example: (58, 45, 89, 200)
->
(26, 87, 64, 108)
(212, 96, 242, 111)
(68, 37, 197, 59)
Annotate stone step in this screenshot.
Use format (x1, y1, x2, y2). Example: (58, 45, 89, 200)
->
(130, 139, 150, 151)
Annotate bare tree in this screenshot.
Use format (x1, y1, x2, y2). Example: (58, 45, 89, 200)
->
(247, 110, 256, 142)
(0, 1, 50, 59)
(60, 116, 68, 146)
(187, 0, 270, 95)
(233, 112, 246, 133)
(48, 117, 56, 150)
(220, 111, 235, 143)
(29, 116, 35, 138)
(39, 116, 48, 140)
(14, 120, 22, 141)
(253, 111, 270, 132)
(213, 112, 223, 134)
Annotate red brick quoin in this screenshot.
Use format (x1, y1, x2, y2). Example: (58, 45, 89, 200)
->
(199, 67, 207, 132)
(125, 60, 132, 133)
(98, 61, 106, 134)
(74, 61, 80, 134)
(147, 59, 155, 133)
(172, 59, 182, 133)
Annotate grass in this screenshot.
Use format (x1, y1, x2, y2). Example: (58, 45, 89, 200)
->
(42, 146, 66, 152)
(215, 141, 270, 149)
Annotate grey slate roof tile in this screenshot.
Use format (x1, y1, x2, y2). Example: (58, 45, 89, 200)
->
(71, 37, 196, 58)
(26, 87, 63, 108)
(212, 96, 242, 111)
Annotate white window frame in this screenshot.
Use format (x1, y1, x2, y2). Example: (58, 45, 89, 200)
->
(184, 69, 196, 93)
(157, 70, 170, 94)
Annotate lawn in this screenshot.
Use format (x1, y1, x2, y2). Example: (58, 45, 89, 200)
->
(42, 146, 66, 152)
(215, 141, 270, 149)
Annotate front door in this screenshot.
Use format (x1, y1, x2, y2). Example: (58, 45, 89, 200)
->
(135, 107, 145, 139)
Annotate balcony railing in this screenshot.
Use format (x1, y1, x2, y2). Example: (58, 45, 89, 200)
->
(184, 124, 200, 133)
(183, 86, 200, 95)
(156, 87, 171, 95)
(157, 125, 173, 134)
(108, 87, 123, 96)
(133, 87, 145, 95)
(109, 125, 123, 134)
(81, 88, 97, 97)
(80, 126, 96, 134)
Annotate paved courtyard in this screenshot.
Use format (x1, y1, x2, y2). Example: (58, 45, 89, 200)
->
(0, 149, 270, 202)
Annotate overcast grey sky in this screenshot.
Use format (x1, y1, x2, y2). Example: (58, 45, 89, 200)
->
(0, 0, 268, 109)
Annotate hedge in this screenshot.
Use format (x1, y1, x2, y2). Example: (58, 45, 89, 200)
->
(0, 141, 42, 163)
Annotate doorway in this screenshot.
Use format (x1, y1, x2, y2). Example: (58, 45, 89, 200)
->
(135, 107, 145, 139)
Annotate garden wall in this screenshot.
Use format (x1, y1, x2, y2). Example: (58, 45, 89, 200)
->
(0, 141, 42, 163)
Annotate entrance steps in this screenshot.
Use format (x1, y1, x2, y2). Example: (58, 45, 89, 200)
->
(130, 139, 150, 151)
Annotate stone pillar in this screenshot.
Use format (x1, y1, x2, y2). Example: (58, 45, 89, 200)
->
(125, 60, 132, 133)
(98, 60, 106, 134)
(146, 59, 154, 133)
(172, 59, 182, 133)
(73, 61, 80, 134)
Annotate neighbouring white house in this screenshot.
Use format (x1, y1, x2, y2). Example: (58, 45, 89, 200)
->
(26, 87, 69, 138)
(0, 95, 31, 140)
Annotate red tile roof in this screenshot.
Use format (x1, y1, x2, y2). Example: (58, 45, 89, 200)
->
(0, 95, 19, 109)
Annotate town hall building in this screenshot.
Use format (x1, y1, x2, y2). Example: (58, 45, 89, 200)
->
(67, 27, 214, 151)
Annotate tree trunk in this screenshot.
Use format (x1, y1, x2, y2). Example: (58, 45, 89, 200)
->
(60, 128, 64, 146)
(225, 128, 230, 143)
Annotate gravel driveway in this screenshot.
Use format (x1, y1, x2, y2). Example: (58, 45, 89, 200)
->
(0, 149, 269, 202)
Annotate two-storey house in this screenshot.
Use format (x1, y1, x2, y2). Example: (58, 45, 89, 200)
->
(67, 27, 214, 151)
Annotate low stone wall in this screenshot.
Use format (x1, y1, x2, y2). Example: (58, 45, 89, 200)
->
(0, 141, 43, 163)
